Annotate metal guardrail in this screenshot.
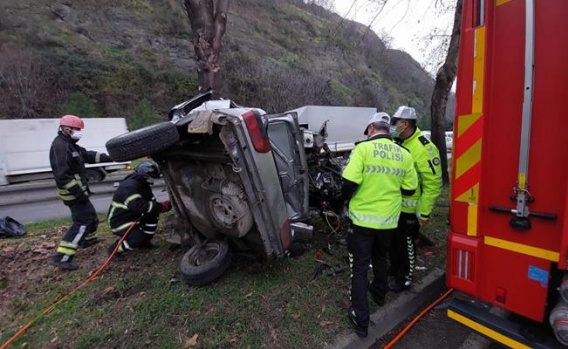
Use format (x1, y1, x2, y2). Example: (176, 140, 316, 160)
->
(0, 175, 165, 206)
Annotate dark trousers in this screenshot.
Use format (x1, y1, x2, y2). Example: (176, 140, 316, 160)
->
(113, 214, 159, 252)
(347, 224, 394, 327)
(55, 199, 99, 261)
(388, 212, 420, 283)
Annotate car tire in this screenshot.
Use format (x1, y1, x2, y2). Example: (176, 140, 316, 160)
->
(105, 122, 179, 162)
(180, 239, 232, 286)
(85, 168, 105, 183)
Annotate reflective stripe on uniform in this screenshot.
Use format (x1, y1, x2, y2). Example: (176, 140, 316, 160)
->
(402, 199, 418, 208)
(112, 221, 137, 233)
(349, 212, 399, 226)
(57, 240, 78, 255)
(365, 165, 407, 177)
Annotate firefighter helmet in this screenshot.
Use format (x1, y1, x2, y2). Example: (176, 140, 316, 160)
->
(135, 161, 160, 180)
(59, 115, 85, 129)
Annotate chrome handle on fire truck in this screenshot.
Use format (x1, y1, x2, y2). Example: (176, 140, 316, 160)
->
(513, 0, 536, 219)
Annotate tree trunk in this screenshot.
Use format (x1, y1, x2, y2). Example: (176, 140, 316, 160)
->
(184, 0, 230, 99)
(430, 0, 463, 185)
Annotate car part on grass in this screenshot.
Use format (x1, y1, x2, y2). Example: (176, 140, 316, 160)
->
(105, 122, 179, 162)
(180, 239, 232, 286)
(0, 216, 26, 238)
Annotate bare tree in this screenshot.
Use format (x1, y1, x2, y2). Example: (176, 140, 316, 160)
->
(184, 0, 230, 99)
(430, 0, 462, 184)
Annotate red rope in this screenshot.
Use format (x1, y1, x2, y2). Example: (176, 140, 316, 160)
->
(0, 222, 137, 349)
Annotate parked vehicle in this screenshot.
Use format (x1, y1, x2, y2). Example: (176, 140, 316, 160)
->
(446, 1, 568, 348)
(0, 118, 131, 186)
(105, 91, 344, 285)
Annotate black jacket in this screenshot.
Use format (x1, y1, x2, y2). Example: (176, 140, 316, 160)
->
(107, 173, 162, 232)
(49, 131, 112, 203)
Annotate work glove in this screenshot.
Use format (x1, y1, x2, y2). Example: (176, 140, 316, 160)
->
(161, 200, 172, 213)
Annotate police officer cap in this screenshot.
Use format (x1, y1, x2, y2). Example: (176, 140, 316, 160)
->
(392, 106, 417, 121)
(364, 112, 391, 135)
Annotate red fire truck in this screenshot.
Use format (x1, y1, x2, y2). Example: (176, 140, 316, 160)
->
(446, 0, 568, 347)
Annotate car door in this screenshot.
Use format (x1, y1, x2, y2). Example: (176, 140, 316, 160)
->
(265, 112, 309, 222)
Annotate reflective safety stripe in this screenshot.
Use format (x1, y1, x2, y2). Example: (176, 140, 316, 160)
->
(147, 201, 154, 213)
(95, 153, 101, 162)
(124, 194, 142, 207)
(121, 240, 133, 251)
(365, 165, 407, 177)
(402, 200, 418, 208)
(72, 225, 87, 244)
(63, 179, 80, 189)
(112, 221, 137, 233)
(57, 241, 78, 255)
(349, 212, 399, 226)
(142, 230, 155, 235)
(111, 201, 128, 209)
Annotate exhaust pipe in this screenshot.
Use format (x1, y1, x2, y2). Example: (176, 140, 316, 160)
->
(550, 298, 568, 346)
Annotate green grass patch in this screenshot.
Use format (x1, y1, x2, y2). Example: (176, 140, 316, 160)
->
(0, 188, 450, 348)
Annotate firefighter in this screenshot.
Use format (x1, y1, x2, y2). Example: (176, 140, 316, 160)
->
(388, 106, 443, 292)
(49, 114, 114, 271)
(106, 161, 171, 261)
(342, 112, 418, 338)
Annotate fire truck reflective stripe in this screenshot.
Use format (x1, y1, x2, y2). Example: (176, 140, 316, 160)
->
(447, 310, 531, 349)
(467, 204, 478, 237)
(473, 26, 486, 114)
(484, 236, 560, 262)
(456, 139, 482, 179)
(496, 0, 513, 6)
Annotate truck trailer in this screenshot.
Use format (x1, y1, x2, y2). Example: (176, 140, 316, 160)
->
(0, 118, 131, 186)
(446, 0, 568, 347)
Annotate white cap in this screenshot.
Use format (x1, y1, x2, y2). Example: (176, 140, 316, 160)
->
(364, 112, 391, 135)
(392, 106, 417, 120)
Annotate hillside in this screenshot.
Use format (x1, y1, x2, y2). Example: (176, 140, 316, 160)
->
(0, 0, 435, 129)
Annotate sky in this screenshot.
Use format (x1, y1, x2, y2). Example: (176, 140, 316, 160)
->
(331, 0, 455, 72)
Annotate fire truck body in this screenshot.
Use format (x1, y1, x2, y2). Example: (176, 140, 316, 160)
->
(447, 0, 568, 347)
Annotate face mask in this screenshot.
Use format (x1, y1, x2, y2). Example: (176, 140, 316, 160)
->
(389, 125, 400, 138)
(70, 130, 83, 141)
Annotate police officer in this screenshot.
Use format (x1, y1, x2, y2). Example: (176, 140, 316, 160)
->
(49, 114, 114, 270)
(388, 106, 442, 292)
(342, 112, 418, 337)
(106, 161, 171, 261)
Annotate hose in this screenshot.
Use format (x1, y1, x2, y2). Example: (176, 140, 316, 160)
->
(0, 222, 138, 349)
(383, 288, 454, 349)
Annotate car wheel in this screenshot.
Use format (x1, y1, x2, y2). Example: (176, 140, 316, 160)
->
(105, 122, 179, 162)
(180, 239, 232, 286)
(205, 180, 253, 238)
(85, 168, 105, 183)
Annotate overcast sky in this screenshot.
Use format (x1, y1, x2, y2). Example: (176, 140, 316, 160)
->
(331, 0, 454, 71)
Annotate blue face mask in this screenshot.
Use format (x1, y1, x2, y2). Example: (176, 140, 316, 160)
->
(389, 125, 400, 138)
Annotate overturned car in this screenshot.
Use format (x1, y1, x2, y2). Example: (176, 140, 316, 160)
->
(105, 92, 344, 285)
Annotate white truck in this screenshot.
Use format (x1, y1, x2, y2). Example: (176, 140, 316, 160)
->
(287, 105, 378, 155)
(0, 118, 131, 186)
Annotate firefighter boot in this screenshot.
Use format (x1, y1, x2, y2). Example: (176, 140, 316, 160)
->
(49, 253, 79, 271)
(107, 242, 125, 262)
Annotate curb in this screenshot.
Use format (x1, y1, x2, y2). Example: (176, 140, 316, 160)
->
(327, 267, 446, 349)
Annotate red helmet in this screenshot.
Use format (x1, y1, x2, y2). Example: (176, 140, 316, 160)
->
(59, 115, 84, 129)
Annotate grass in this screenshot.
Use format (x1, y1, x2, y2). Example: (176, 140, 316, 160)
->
(0, 187, 450, 348)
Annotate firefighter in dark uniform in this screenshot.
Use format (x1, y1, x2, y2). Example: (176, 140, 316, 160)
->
(388, 106, 442, 292)
(106, 161, 171, 261)
(341, 112, 418, 338)
(49, 114, 114, 270)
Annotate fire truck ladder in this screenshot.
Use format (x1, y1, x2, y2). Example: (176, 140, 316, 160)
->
(488, 0, 556, 230)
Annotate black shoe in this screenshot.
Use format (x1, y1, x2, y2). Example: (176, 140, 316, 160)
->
(49, 255, 79, 271)
(369, 288, 385, 307)
(389, 279, 411, 293)
(79, 237, 103, 249)
(347, 307, 368, 338)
